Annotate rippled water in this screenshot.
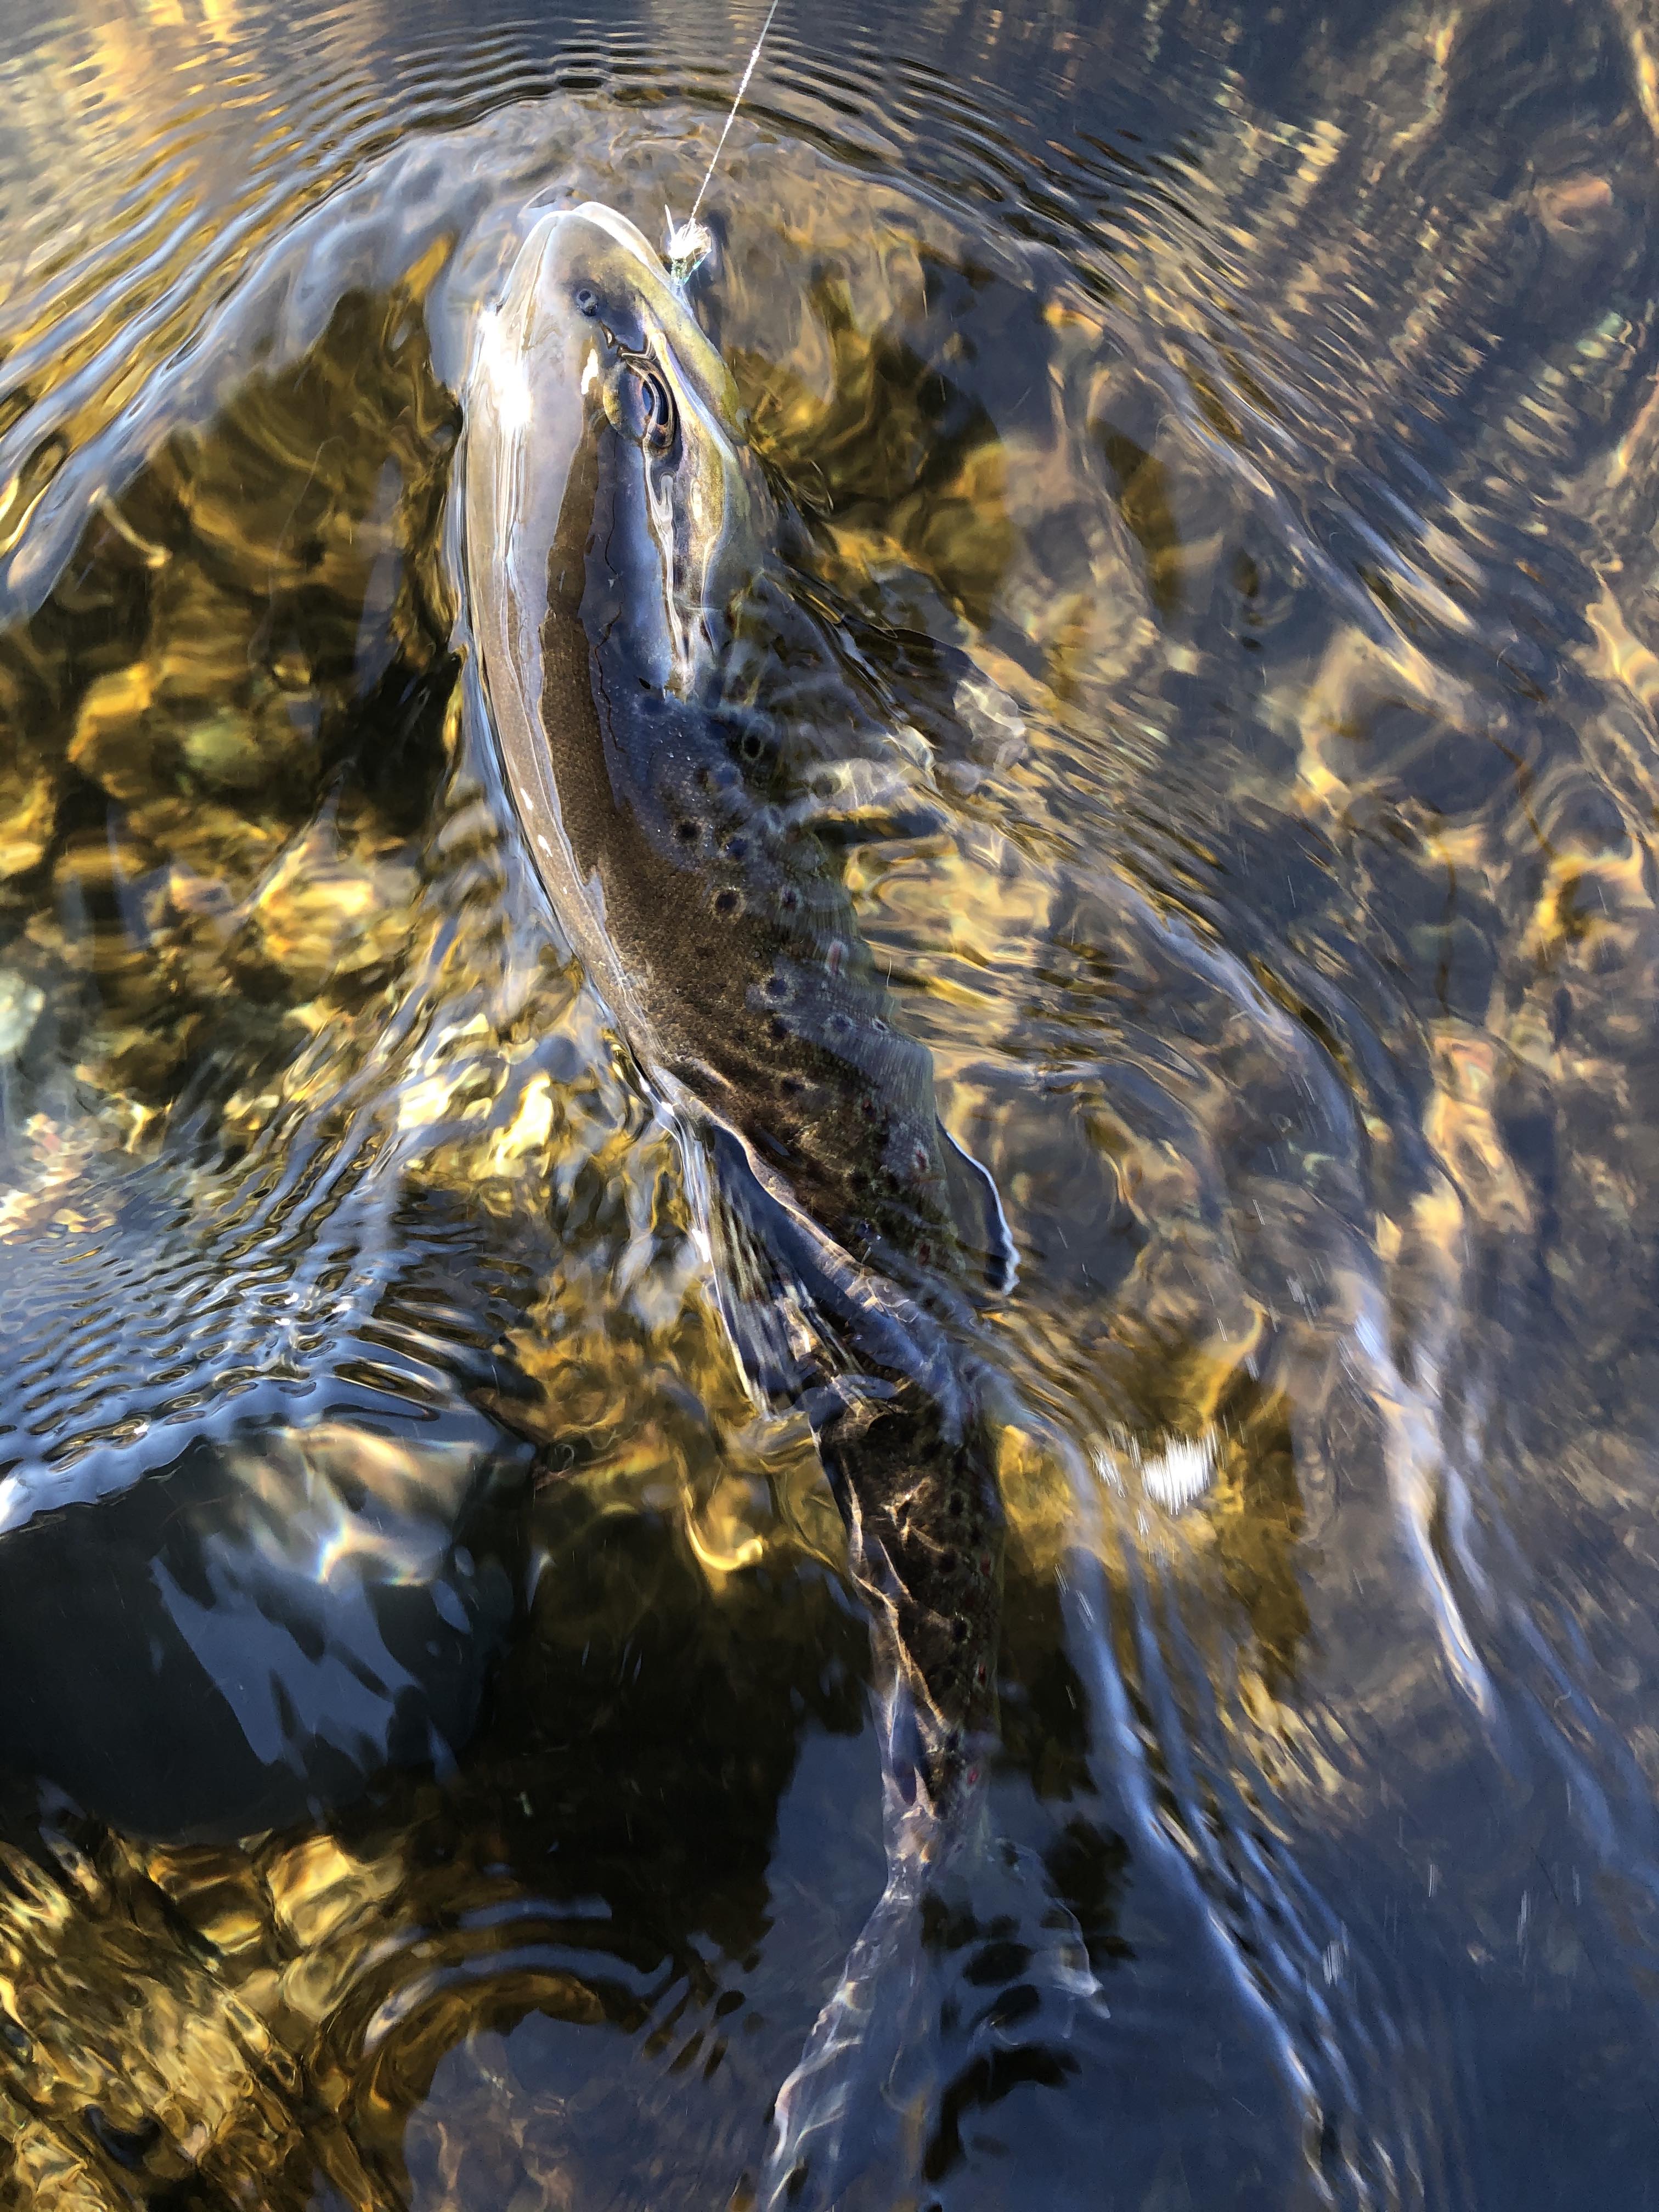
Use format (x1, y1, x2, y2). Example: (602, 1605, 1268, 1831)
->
(5, 0, 1659, 2203)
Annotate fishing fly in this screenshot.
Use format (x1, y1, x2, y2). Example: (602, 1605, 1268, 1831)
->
(667, 0, 783, 283)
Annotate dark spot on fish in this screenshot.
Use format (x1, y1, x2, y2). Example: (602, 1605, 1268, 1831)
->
(741, 731, 764, 761)
(675, 819, 700, 846)
(825, 1009, 852, 1038)
(778, 885, 802, 916)
(949, 1496, 964, 1517)
(762, 973, 791, 1003)
(725, 834, 750, 860)
(859, 1094, 880, 1121)
(575, 286, 599, 318)
(870, 1015, 890, 1035)
(713, 888, 742, 919)
(813, 770, 838, 798)
(768, 1015, 791, 1043)
(952, 1618, 968, 1643)
(780, 1073, 806, 1098)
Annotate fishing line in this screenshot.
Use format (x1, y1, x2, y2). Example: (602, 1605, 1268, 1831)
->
(667, 0, 783, 281)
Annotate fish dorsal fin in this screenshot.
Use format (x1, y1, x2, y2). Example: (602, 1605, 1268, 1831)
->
(939, 1123, 1018, 1297)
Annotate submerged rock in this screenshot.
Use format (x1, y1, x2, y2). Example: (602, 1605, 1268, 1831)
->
(0, 1415, 532, 1841)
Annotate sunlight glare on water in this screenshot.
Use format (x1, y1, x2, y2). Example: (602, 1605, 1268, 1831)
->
(3, 0, 1659, 2205)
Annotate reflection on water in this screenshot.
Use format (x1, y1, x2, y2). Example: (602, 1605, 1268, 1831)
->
(5, 0, 1659, 2202)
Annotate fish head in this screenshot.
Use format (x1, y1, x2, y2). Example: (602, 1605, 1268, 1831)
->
(467, 200, 771, 701)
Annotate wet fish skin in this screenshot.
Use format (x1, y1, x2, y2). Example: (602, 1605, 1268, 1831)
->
(464, 204, 1012, 1805)
(541, 425, 997, 1301)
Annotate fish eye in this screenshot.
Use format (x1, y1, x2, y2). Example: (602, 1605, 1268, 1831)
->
(575, 285, 599, 318)
(631, 364, 677, 455)
(608, 353, 679, 454)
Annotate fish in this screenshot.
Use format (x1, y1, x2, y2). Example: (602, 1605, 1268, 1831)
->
(461, 201, 1022, 1806)
(461, 201, 1091, 2202)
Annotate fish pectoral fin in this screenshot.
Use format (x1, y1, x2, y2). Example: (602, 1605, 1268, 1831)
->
(939, 1122, 1018, 1296)
(705, 1136, 831, 1406)
(704, 1125, 951, 1413)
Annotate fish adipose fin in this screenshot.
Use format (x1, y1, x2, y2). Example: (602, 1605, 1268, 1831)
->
(763, 1779, 1097, 2210)
(940, 1124, 1018, 1297)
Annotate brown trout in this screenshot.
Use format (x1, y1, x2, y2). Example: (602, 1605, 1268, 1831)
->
(462, 204, 1088, 2205)
(462, 202, 1014, 1811)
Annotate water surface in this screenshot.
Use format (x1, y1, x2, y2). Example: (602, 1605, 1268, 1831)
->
(3, 1, 1659, 2204)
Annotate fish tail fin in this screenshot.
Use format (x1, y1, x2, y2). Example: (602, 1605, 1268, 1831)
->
(907, 1828, 1098, 2196)
(763, 1795, 1097, 2209)
(764, 1846, 933, 2209)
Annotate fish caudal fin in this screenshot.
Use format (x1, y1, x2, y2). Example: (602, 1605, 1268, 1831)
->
(764, 1845, 932, 2209)
(762, 1805, 1097, 2209)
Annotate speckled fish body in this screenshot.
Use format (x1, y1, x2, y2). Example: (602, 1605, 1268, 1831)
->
(464, 207, 1009, 1307)
(462, 205, 1011, 1801)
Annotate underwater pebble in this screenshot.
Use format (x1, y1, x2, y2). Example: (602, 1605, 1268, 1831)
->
(180, 706, 268, 791)
(0, 759, 54, 878)
(68, 664, 158, 803)
(0, 972, 43, 1060)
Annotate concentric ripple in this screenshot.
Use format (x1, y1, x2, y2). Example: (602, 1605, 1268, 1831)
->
(3, 0, 1659, 2205)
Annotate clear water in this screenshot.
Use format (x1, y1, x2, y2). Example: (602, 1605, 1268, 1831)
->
(3, 1, 1659, 2204)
